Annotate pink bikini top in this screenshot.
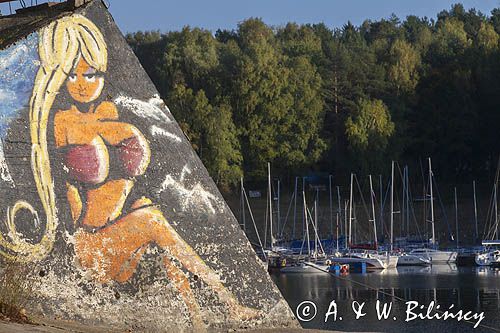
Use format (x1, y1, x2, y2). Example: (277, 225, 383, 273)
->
(63, 136, 149, 185)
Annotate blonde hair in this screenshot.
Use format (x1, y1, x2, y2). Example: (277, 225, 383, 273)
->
(0, 15, 107, 261)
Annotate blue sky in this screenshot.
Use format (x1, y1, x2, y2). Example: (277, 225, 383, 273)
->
(108, 0, 500, 33)
(1, 0, 500, 33)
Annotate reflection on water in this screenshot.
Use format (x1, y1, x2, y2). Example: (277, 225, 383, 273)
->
(271, 266, 500, 332)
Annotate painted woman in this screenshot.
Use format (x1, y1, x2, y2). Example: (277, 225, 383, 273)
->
(0, 15, 258, 329)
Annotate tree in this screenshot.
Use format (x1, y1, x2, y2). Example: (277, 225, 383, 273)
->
(475, 22, 499, 52)
(388, 39, 421, 93)
(167, 85, 242, 188)
(345, 98, 395, 172)
(223, 19, 292, 178)
(432, 18, 471, 61)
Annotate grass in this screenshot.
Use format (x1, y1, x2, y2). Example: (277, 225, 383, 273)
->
(0, 259, 39, 323)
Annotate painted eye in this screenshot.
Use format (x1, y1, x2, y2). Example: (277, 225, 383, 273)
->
(68, 74, 77, 82)
(85, 75, 96, 83)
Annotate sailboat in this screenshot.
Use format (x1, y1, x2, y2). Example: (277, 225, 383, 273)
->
(367, 171, 398, 268)
(388, 162, 431, 266)
(281, 192, 331, 273)
(409, 158, 457, 264)
(476, 159, 500, 266)
(332, 173, 388, 270)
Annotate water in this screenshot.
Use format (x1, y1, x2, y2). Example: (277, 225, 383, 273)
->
(271, 265, 500, 332)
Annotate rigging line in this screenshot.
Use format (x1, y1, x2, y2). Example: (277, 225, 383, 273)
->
(279, 190, 296, 240)
(353, 174, 375, 239)
(306, 206, 326, 256)
(264, 186, 269, 249)
(419, 157, 429, 236)
(242, 185, 266, 258)
(381, 175, 391, 236)
(432, 176, 454, 240)
(303, 263, 500, 333)
(483, 177, 497, 240)
(402, 166, 425, 240)
(484, 157, 500, 240)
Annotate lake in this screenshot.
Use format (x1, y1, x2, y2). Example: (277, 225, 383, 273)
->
(271, 265, 500, 332)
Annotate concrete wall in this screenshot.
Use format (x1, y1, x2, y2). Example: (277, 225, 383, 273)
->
(0, 1, 297, 331)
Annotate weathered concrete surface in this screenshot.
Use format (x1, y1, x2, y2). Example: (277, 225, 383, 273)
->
(0, 0, 297, 331)
(0, 319, 357, 333)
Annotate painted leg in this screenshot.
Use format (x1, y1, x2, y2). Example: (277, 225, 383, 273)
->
(151, 211, 261, 321)
(163, 256, 205, 330)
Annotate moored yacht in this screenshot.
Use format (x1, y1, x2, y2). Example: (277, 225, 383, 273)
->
(408, 159, 457, 264)
(409, 248, 457, 263)
(397, 252, 431, 266)
(475, 250, 500, 266)
(280, 260, 331, 273)
(332, 252, 388, 270)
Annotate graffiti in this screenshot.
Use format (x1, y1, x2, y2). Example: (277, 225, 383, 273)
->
(150, 124, 182, 142)
(0, 143, 14, 186)
(0, 14, 260, 327)
(160, 173, 224, 215)
(114, 94, 172, 123)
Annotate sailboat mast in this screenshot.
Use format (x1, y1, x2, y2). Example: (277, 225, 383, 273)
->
(429, 157, 436, 247)
(494, 157, 500, 240)
(390, 161, 395, 252)
(454, 187, 459, 249)
(293, 177, 298, 239)
(277, 179, 281, 238)
(268, 162, 273, 249)
(473, 180, 478, 243)
(337, 186, 341, 252)
(405, 166, 410, 237)
(344, 200, 348, 250)
(303, 191, 310, 256)
(240, 177, 246, 231)
(329, 175, 333, 238)
(349, 173, 354, 249)
(379, 175, 384, 241)
(495, 179, 498, 240)
(369, 175, 378, 249)
(314, 199, 318, 257)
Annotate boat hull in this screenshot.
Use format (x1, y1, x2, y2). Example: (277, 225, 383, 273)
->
(397, 254, 431, 266)
(475, 251, 500, 266)
(331, 256, 387, 269)
(410, 249, 458, 263)
(280, 262, 330, 273)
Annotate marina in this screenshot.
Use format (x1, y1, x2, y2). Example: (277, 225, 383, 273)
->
(234, 157, 500, 276)
(271, 266, 500, 332)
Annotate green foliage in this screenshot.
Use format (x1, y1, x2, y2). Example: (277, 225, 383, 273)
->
(346, 98, 394, 150)
(476, 22, 499, 52)
(345, 99, 394, 172)
(388, 39, 421, 92)
(127, 4, 500, 185)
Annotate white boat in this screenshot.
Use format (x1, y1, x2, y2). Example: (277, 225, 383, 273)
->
(475, 250, 500, 266)
(332, 253, 387, 270)
(409, 248, 457, 263)
(281, 191, 330, 274)
(368, 252, 399, 268)
(280, 261, 330, 273)
(397, 253, 431, 266)
(477, 160, 500, 267)
(406, 159, 457, 264)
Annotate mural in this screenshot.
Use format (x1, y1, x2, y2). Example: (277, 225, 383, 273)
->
(0, 14, 261, 328)
(0, 1, 298, 330)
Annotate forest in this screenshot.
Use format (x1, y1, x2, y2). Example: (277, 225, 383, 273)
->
(126, 4, 500, 192)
